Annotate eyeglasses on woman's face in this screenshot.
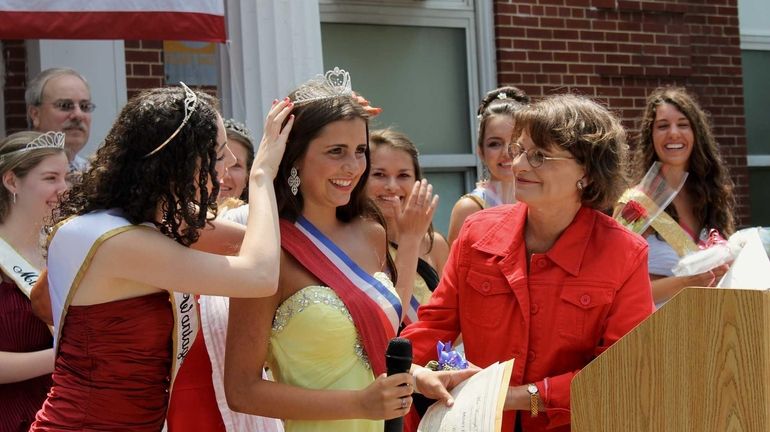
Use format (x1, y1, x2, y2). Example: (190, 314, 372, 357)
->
(508, 142, 574, 168)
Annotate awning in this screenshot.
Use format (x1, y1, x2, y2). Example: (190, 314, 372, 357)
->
(0, 1, 226, 42)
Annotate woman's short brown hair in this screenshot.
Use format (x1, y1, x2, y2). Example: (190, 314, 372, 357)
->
(511, 94, 629, 210)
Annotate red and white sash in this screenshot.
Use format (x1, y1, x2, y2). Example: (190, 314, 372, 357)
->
(280, 217, 402, 375)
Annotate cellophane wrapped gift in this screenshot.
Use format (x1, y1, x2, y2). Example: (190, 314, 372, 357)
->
(615, 162, 688, 235)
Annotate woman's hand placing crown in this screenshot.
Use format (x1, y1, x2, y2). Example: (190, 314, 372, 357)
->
(253, 98, 294, 180)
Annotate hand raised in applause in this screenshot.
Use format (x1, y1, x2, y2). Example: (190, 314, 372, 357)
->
(390, 179, 439, 243)
(252, 98, 295, 180)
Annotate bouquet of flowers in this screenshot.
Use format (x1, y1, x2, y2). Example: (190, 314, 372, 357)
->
(614, 162, 688, 235)
(425, 341, 468, 371)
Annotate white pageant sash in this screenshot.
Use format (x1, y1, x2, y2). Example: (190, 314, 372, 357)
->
(200, 295, 284, 432)
(47, 209, 198, 390)
(168, 291, 199, 391)
(0, 235, 40, 299)
(47, 210, 140, 351)
(295, 216, 403, 334)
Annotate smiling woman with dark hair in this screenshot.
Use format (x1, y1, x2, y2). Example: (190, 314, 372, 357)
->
(224, 69, 473, 432)
(401, 94, 654, 432)
(627, 86, 736, 305)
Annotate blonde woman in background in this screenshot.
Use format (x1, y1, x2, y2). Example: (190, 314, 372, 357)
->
(0, 131, 67, 432)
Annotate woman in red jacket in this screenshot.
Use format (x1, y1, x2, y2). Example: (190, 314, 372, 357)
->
(401, 94, 654, 432)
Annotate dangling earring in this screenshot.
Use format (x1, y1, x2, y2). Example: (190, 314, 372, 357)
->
(12, 193, 16, 204)
(288, 167, 301, 196)
(576, 179, 584, 192)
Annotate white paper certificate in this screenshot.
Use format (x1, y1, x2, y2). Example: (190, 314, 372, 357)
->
(417, 359, 514, 432)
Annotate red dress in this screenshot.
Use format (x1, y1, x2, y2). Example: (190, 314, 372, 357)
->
(31, 292, 173, 431)
(0, 280, 53, 432)
(166, 298, 226, 432)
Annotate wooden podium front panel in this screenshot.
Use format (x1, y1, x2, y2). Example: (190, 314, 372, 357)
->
(571, 289, 770, 432)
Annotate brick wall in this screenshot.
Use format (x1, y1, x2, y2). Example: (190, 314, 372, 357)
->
(125, 40, 165, 99)
(2, 40, 29, 134)
(124, 40, 217, 98)
(2, 40, 216, 130)
(495, 0, 749, 225)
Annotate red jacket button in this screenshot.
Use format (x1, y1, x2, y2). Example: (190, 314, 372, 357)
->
(580, 294, 591, 306)
(531, 304, 539, 315)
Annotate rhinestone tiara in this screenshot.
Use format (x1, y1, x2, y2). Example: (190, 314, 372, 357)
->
(26, 131, 66, 151)
(0, 131, 65, 165)
(145, 82, 199, 157)
(293, 67, 353, 105)
(223, 119, 254, 147)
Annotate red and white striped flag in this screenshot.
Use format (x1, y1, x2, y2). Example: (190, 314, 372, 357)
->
(0, 1, 226, 42)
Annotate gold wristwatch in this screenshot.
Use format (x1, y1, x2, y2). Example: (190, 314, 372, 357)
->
(526, 383, 540, 417)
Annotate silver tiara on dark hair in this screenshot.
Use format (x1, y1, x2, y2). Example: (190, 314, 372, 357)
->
(293, 67, 353, 105)
(0, 131, 65, 164)
(145, 82, 199, 157)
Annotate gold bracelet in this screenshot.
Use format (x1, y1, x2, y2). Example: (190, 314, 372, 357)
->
(526, 383, 540, 417)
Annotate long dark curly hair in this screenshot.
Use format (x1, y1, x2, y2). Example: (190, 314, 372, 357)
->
(633, 87, 735, 235)
(54, 86, 221, 246)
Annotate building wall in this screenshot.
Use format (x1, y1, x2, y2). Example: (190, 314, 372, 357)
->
(494, 0, 750, 225)
(2, 40, 28, 132)
(2, 39, 206, 137)
(125, 40, 165, 99)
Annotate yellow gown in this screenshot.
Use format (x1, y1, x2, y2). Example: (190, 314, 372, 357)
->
(268, 272, 396, 432)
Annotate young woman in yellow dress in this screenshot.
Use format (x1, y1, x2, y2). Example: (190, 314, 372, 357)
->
(225, 69, 475, 432)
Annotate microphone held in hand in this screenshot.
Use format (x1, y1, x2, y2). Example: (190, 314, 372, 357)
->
(385, 337, 412, 432)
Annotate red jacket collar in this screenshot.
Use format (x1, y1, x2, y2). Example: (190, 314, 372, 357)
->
(472, 203, 596, 276)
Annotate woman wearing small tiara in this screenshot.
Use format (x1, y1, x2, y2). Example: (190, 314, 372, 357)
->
(218, 119, 256, 213)
(29, 86, 287, 431)
(0, 131, 67, 432)
(447, 86, 530, 245)
(225, 69, 474, 432)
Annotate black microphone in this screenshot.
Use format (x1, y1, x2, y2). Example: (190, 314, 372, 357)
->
(384, 337, 412, 432)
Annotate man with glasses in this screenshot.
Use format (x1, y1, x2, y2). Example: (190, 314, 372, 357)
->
(25, 68, 95, 174)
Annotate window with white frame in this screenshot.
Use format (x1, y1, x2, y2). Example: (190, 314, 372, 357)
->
(319, 0, 496, 234)
(739, 0, 770, 225)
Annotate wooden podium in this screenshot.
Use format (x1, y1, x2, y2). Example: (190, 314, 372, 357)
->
(571, 288, 770, 431)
